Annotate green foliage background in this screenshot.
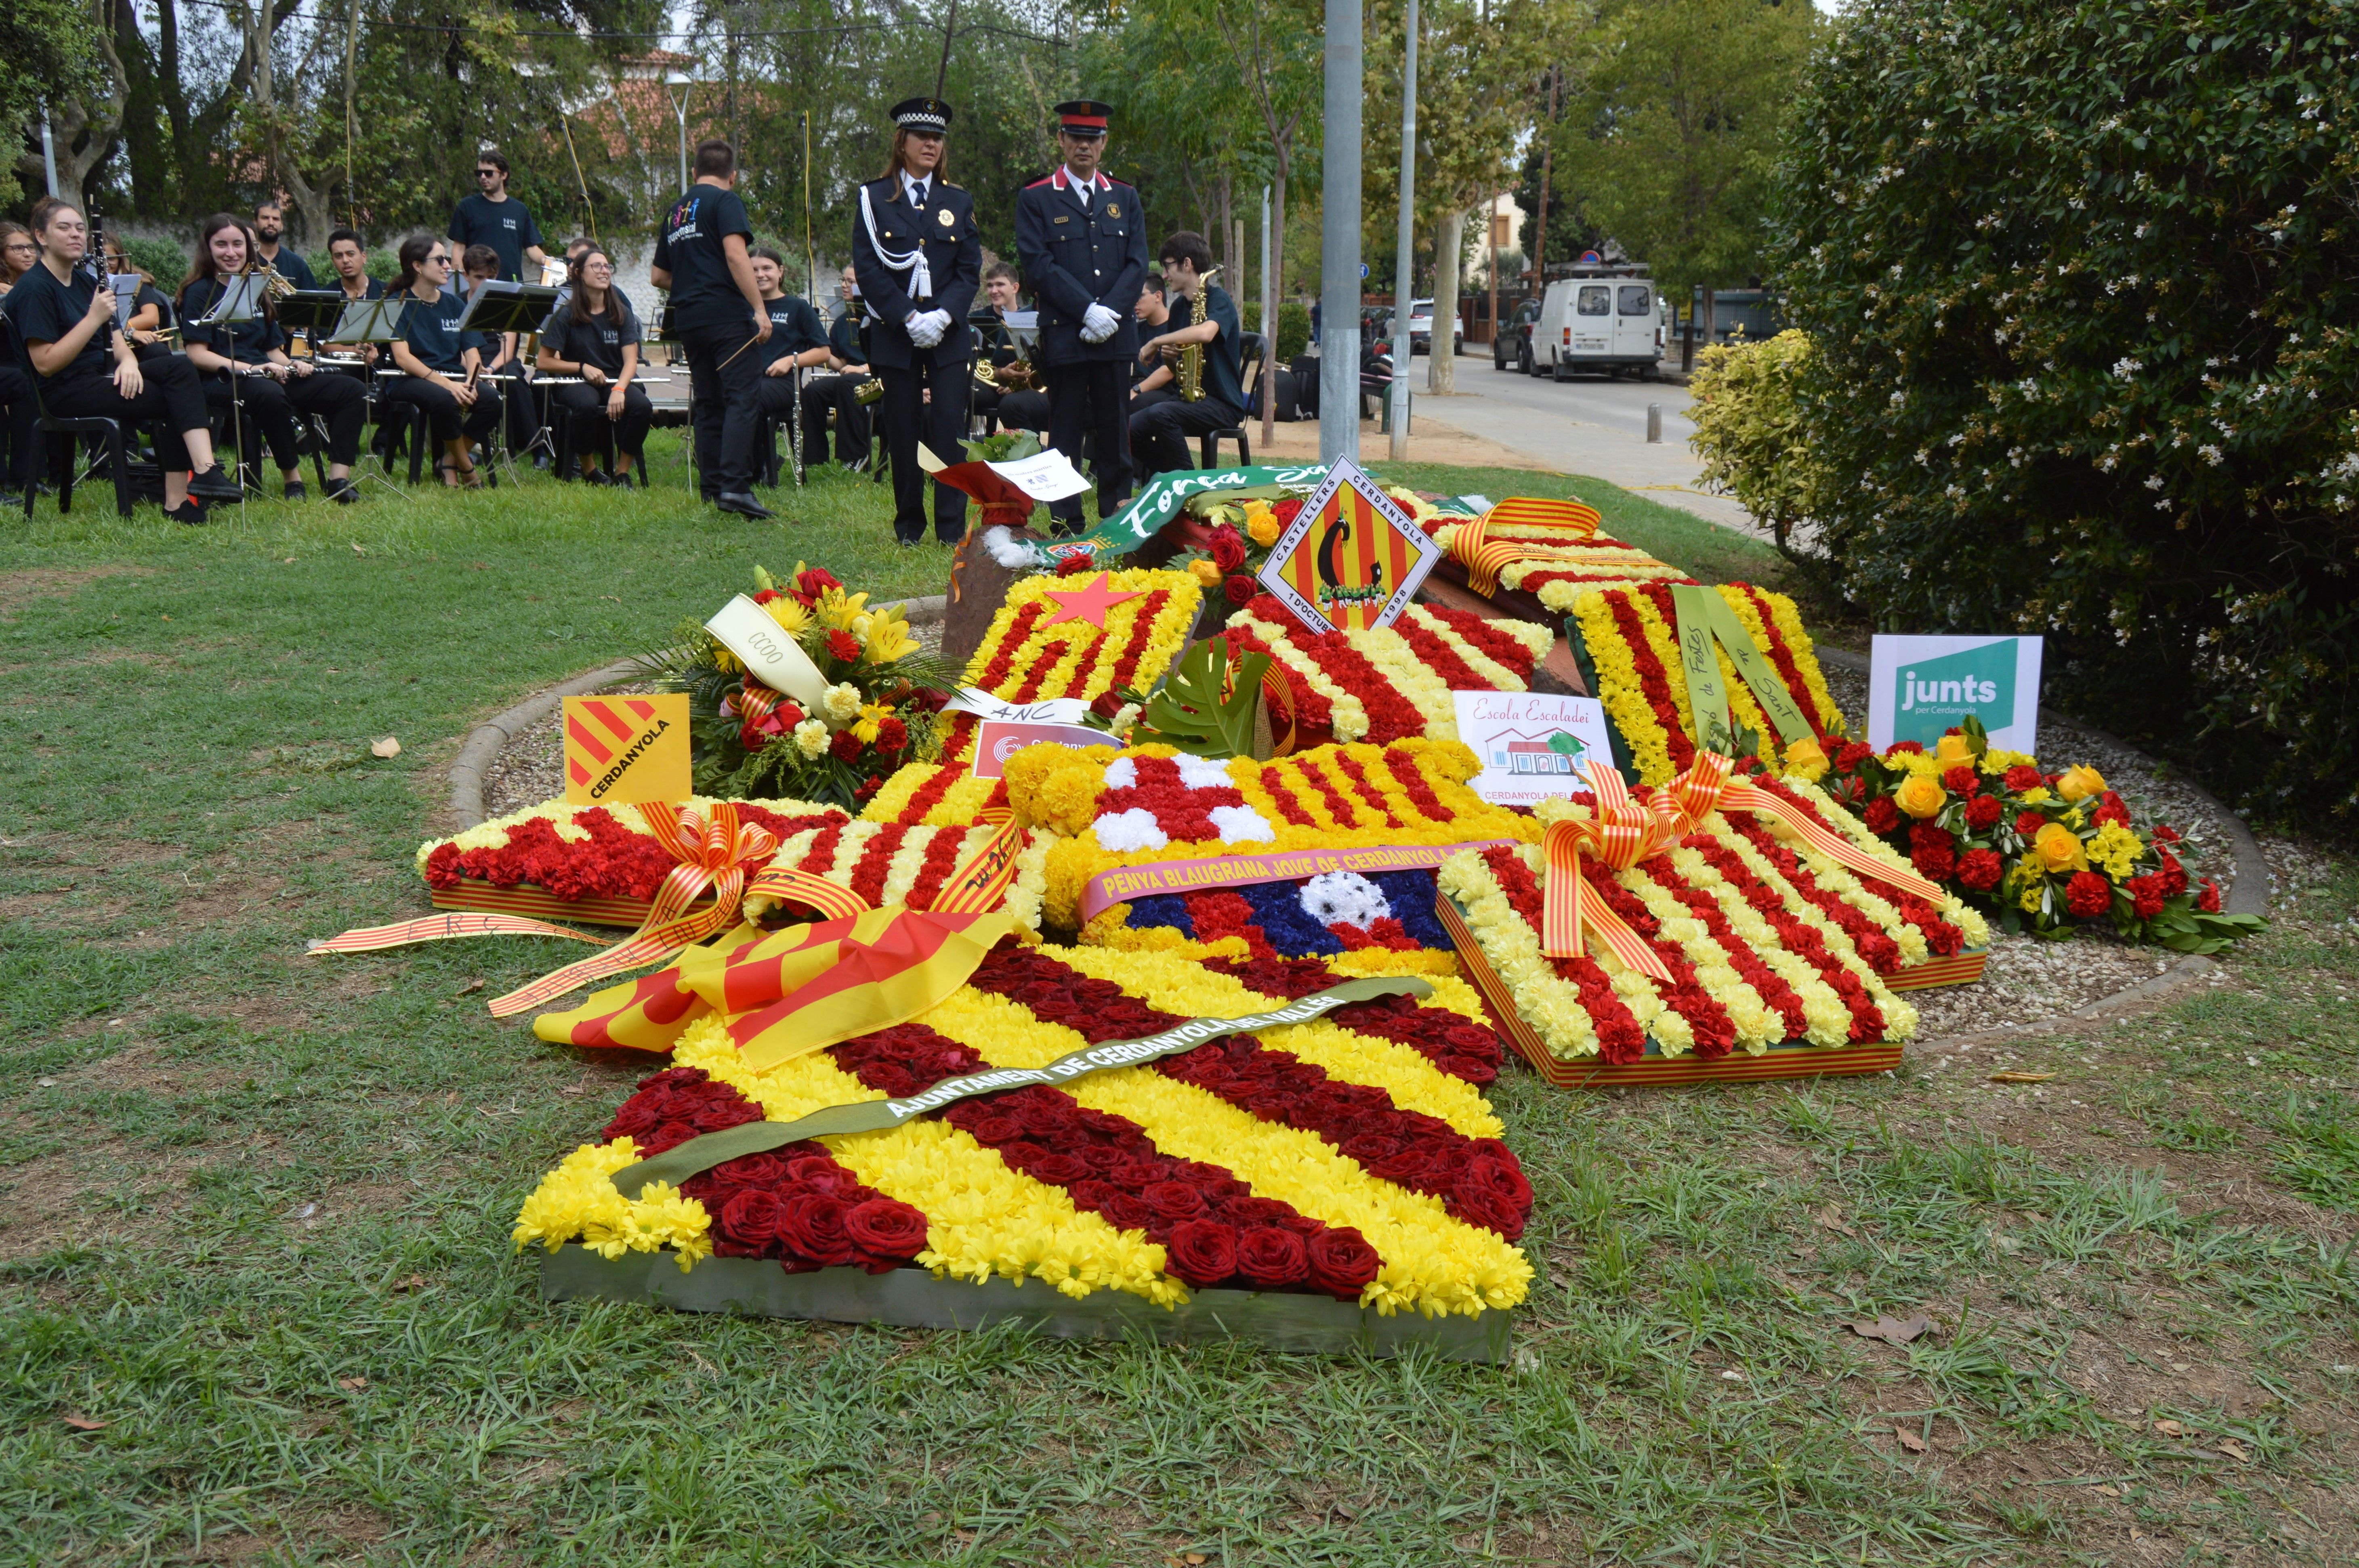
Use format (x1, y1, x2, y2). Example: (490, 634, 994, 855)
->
(1771, 0, 2359, 820)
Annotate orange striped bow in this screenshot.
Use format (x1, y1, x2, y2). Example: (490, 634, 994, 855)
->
(1447, 497, 1604, 597)
(1648, 751, 1944, 906)
(1539, 760, 1674, 981)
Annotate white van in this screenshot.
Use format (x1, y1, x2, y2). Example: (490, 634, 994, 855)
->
(1529, 270, 1664, 380)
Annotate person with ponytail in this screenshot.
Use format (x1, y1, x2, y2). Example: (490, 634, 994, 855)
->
(383, 233, 501, 486)
(8, 197, 242, 522)
(533, 244, 651, 484)
(178, 213, 368, 503)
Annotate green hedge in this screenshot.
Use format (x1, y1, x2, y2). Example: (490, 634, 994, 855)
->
(1771, 0, 2359, 820)
(118, 236, 189, 289)
(1243, 300, 1312, 365)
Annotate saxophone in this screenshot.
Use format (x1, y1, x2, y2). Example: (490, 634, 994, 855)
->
(1176, 266, 1217, 403)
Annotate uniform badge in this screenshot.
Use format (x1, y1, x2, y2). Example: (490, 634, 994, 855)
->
(1105, 202, 1120, 219)
(938, 208, 956, 227)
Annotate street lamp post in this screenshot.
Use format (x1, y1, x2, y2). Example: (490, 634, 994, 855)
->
(664, 72, 695, 195)
(1319, 0, 1364, 465)
(1387, 0, 1418, 460)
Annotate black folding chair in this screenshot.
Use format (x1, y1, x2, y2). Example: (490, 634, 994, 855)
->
(12, 336, 139, 519)
(1197, 332, 1262, 469)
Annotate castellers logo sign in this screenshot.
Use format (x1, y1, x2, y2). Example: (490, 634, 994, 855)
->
(1256, 458, 1443, 632)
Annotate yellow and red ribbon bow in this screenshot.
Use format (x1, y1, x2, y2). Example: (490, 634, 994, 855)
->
(1539, 760, 1675, 981)
(1447, 496, 1604, 597)
(1647, 751, 1944, 906)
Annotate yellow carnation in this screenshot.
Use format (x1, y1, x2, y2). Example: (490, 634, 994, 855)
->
(1894, 772, 1947, 819)
(2033, 822, 2088, 872)
(1035, 765, 1110, 838)
(2055, 764, 2107, 803)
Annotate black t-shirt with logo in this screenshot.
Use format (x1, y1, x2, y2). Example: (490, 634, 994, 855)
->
(6, 262, 116, 380)
(447, 194, 544, 283)
(179, 276, 289, 367)
(400, 288, 485, 374)
(756, 294, 828, 371)
(652, 184, 755, 334)
(542, 297, 641, 377)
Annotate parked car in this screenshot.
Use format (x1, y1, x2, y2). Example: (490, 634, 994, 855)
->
(1405, 298, 1463, 357)
(1493, 294, 1542, 372)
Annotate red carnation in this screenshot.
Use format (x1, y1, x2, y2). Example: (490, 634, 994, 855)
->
(2198, 879, 2222, 913)
(855, 774, 883, 799)
(1957, 847, 2004, 891)
(875, 716, 908, 751)
(1209, 526, 1248, 572)
(1224, 573, 1257, 606)
(1910, 838, 1957, 882)
(826, 629, 862, 662)
(830, 730, 863, 763)
(2128, 872, 2167, 921)
(2065, 870, 2113, 920)
(2003, 764, 2044, 792)
(752, 587, 784, 605)
(1234, 1225, 1310, 1289)
(1835, 741, 1874, 773)
(778, 1192, 859, 1266)
(1964, 793, 2005, 831)
(1164, 1219, 1239, 1287)
(2159, 850, 2188, 896)
(2153, 823, 2181, 846)
(1886, 740, 1924, 756)
(1057, 552, 1096, 577)
(1941, 765, 1979, 796)
(1305, 1226, 1380, 1299)
(1863, 797, 1900, 834)
(2014, 810, 2047, 838)
(843, 1198, 928, 1259)
(2092, 791, 2132, 828)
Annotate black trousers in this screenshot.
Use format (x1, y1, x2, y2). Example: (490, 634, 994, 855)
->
(381, 376, 501, 447)
(0, 363, 32, 487)
(992, 387, 1051, 432)
(797, 373, 872, 466)
(681, 320, 766, 497)
(204, 370, 368, 470)
(44, 356, 210, 471)
(1129, 395, 1242, 482)
(876, 359, 968, 543)
(1043, 359, 1132, 529)
(548, 381, 653, 465)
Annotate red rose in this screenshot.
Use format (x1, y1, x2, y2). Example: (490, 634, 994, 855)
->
(715, 1190, 784, 1255)
(1057, 551, 1096, 576)
(1142, 1180, 1209, 1223)
(2003, 764, 2043, 792)
(1272, 497, 1304, 525)
(1451, 1185, 1525, 1241)
(875, 716, 908, 751)
(2198, 879, 2221, 913)
(1306, 1226, 1380, 1299)
(2014, 809, 2046, 838)
(1164, 1219, 1239, 1286)
(1224, 573, 1257, 606)
(795, 566, 842, 600)
(1942, 765, 1979, 795)
(830, 730, 863, 763)
(826, 629, 862, 662)
(1209, 526, 1248, 571)
(1863, 797, 1900, 834)
(1233, 1225, 1309, 1288)
(842, 1198, 928, 1259)
(777, 1192, 859, 1266)
(1957, 848, 2003, 890)
(2065, 871, 2113, 920)
(1964, 793, 2004, 831)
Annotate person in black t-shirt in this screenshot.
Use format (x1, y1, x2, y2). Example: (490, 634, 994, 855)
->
(178, 213, 369, 502)
(745, 247, 831, 481)
(534, 245, 650, 485)
(384, 233, 501, 485)
(651, 136, 774, 518)
(796, 264, 873, 469)
(97, 239, 174, 353)
(1128, 230, 1245, 482)
(252, 202, 320, 292)
(971, 261, 1049, 436)
(11, 197, 242, 521)
(446, 151, 548, 284)
(0, 220, 38, 499)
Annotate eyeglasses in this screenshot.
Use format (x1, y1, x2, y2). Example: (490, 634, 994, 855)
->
(4, 240, 36, 253)
(476, 168, 500, 178)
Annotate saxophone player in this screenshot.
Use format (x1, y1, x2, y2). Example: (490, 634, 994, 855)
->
(1015, 99, 1146, 535)
(1130, 231, 1241, 482)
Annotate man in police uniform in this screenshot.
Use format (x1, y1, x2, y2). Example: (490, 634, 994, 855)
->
(852, 96, 982, 545)
(1014, 100, 1147, 535)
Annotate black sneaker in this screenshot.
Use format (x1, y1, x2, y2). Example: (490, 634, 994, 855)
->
(326, 479, 360, 505)
(715, 491, 776, 520)
(187, 465, 244, 501)
(165, 499, 209, 526)
(284, 479, 308, 502)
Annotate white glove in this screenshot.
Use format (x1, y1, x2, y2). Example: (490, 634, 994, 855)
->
(1080, 303, 1122, 344)
(904, 309, 946, 349)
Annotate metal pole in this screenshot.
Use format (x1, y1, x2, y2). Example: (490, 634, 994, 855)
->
(1260, 183, 1275, 437)
(41, 106, 60, 197)
(1318, 0, 1363, 466)
(1646, 403, 1662, 443)
(674, 88, 689, 194)
(1387, 0, 1417, 460)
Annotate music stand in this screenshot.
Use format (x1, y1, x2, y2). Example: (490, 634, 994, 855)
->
(316, 295, 416, 504)
(456, 282, 561, 476)
(192, 274, 272, 517)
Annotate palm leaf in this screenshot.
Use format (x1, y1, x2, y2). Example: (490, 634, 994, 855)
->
(1130, 638, 1269, 759)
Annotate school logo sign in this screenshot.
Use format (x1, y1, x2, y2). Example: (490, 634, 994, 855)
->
(1869, 635, 2044, 754)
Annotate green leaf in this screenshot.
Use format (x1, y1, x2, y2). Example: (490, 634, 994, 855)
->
(1130, 638, 1269, 759)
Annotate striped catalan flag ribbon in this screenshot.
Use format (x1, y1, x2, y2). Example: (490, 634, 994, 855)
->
(1447, 496, 1605, 597)
(1539, 760, 1676, 980)
(1650, 751, 1944, 906)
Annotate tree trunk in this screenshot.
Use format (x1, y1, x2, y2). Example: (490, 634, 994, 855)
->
(1428, 207, 1462, 393)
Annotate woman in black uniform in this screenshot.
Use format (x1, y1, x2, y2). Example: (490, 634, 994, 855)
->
(533, 245, 650, 485)
(0, 220, 38, 502)
(382, 233, 501, 486)
(178, 214, 368, 502)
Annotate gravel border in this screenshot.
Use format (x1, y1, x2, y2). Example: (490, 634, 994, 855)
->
(438, 616, 2270, 1047)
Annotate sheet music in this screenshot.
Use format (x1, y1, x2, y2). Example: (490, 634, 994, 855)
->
(109, 274, 140, 329)
(193, 273, 266, 325)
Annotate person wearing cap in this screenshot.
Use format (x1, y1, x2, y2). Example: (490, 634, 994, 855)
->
(1014, 99, 1147, 535)
(852, 95, 982, 546)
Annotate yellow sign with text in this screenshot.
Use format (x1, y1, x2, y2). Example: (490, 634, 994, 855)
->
(563, 693, 692, 806)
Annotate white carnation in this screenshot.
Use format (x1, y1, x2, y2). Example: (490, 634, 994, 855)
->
(794, 720, 830, 758)
(823, 683, 861, 721)
(1101, 756, 1138, 788)
(1092, 808, 1168, 852)
(1173, 754, 1236, 790)
(1207, 804, 1275, 846)
(1300, 870, 1391, 928)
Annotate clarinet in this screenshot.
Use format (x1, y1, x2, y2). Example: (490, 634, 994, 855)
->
(81, 202, 109, 287)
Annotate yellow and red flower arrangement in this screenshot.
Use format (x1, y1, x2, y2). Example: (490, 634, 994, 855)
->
(513, 936, 1535, 1319)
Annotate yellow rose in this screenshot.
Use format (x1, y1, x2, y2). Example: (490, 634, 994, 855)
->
(2055, 764, 2107, 803)
(1779, 736, 1830, 783)
(1895, 773, 1947, 819)
(1246, 509, 1281, 547)
(2033, 823, 2088, 872)
(1189, 558, 1224, 586)
(1933, 733, 1976, 768)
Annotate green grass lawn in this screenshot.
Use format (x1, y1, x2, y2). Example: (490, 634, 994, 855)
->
(1, 446, 2352, 1564)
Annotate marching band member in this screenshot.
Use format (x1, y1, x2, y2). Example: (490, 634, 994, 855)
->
(99, 237, 175, 350)
(178, 213, 368, 502)
(327, 229, 386, 304)
(798, 263, 874, 470)
(447, 151, 549, 283)
(0, 220, 38, 503)
(1129, 230, 1244, 479)
(1015, 99, 1146, 535)
(9, 197, 242, 523)
(1130, 271, 1179, 411)
(384, 234, 501, 487)
(852, 96, 981, 546)
(651, 137, 775, 519)
(973, 261, 1048, 433)
(252, 200, 320, 291)
(534, 244, 650, 485)
(746, 246, 833, 480)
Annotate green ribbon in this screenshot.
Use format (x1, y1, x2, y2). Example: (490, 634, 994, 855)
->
(608, 975, 1434, 1200)
(1073, 462, 1485, 554)
(1668, 584, 1818, 751)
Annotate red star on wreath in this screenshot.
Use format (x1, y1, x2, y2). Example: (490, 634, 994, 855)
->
(1037, 572, 1145, 630)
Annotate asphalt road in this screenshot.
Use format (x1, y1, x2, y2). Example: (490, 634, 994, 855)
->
(1401, 348, 1758, 536)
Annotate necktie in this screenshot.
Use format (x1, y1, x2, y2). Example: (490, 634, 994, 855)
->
(910, 180, 926, 211)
